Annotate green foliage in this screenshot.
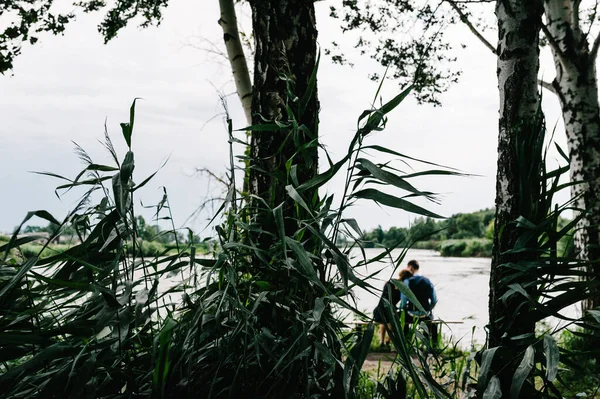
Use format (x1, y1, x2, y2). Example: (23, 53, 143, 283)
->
(0, 77, 469, 398)
(0, 100, 195, 398)
(476, 107, 600, 398)
(328, 1, 461, 105)
(439, 239, 492, 258)
(1, 0, 168, 73)
(160, 77, 466, 398)
(12, 77, 596, 399)
(484, 219, 494, 240)
(361, 209, 497, 257)
(555, 329, 600, 397)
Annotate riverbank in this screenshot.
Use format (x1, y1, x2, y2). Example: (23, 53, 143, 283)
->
(0, 235, 209, 260)
(412, 238, 492, 257)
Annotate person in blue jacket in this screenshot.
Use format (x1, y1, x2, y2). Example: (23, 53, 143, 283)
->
(399, 273, 438, 343)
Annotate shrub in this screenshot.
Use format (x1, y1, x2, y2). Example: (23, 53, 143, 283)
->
(440, 240, 467, 257)
(439, 239, 492, 257)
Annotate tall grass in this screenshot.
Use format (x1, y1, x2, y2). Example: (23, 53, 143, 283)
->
(0, 75, 468, 398)
(5, 74, 597, 398)
(0, 103, 198, 398)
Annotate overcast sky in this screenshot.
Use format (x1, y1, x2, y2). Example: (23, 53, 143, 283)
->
(0, 0, 569, 235)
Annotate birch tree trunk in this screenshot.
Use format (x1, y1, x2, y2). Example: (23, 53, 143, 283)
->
(544, 0, 600, 313)
(218, 0, 253, 124)
(487, 0, 543, 396)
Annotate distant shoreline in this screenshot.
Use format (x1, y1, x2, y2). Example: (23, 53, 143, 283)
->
(354, 238, 493, 258)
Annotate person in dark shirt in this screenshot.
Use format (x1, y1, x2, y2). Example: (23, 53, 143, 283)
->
(373, 269, 413, 346)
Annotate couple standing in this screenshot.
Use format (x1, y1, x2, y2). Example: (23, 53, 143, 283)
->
(373, 260, 438, 346)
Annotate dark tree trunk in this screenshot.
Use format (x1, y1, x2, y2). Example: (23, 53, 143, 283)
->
(246, 2, 341, 397)
(486, 0, 544, 397)
(248, 0, 319, 241)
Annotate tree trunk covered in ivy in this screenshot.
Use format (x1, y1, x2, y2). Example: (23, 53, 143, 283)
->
(248, 0, 319, 240)
(544, 0, 600, 313)
(486, 0, 544, 396)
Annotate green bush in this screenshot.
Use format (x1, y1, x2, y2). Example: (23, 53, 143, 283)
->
(16, 243, 70, 259)
(439, 239, 492, 257)
(439, 240, 467, 257)
(411, 240, 440, 250)
(555, 329, 600, 397)
(463, 239, 492, 257)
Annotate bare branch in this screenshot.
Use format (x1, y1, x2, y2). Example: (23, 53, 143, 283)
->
(445, 0, 496, 55)
(591, 33, 600, 61)
(571, 0, 581, 33)
(541, 22, 569, 67)
(538, 79, 557, 94)
(586, 0, 598, 39)
(195, 168, 230, 188)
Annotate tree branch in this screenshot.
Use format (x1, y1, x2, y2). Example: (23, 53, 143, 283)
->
(572, 0, 581, 32)
(586, 0, 598, 39)
(591, 33, 600, 62)
(219, 0, 253, 124)
(541, 22, 569, 67)
(538, 79, 557, 94)
(445, 0, 496, 55)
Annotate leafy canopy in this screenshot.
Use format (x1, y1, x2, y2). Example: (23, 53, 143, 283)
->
(0, 0, 168, 72)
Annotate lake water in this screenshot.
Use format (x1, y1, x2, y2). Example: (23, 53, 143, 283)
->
(349, 248, 580, 348)
(349, 248, 491, 346)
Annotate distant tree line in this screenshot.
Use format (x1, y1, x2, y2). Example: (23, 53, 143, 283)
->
(21, 215, 189, 245)
(361, 208, 496, 248)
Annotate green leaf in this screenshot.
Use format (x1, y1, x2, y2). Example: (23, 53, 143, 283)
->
(507, 283, 531, 300)
(121, 98, 138, 148)
(0, 235, 47, 252)
(483, 376, 502, 399)
(587, 309, 600, 324)
(341, 218, 362, 237)
(390, 279, 427, 314)
(362, 145, 459, 169)
(120, 151, 135, 182)
(343, 322, 374, 395)
(478, 347, 501, 393)
(543, 334, 559, 381)
(273, 204, 286, 252)
(0, 342, 74, 387)
(510, 345, 535, 399)
(379, 85, 413, 115)
(284, 237, 322, 288)
(358, 158, 428, 196)
(0, 257, 38, 301)
(296, 154, 349, 192)
(298, 51, 319, 118)
(285, 185, 312, 215)
(352, 188, 444, 218)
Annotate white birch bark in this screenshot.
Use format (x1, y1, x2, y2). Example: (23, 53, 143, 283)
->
(544, 0, 600, 312)
(219, 0, 253, 124)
